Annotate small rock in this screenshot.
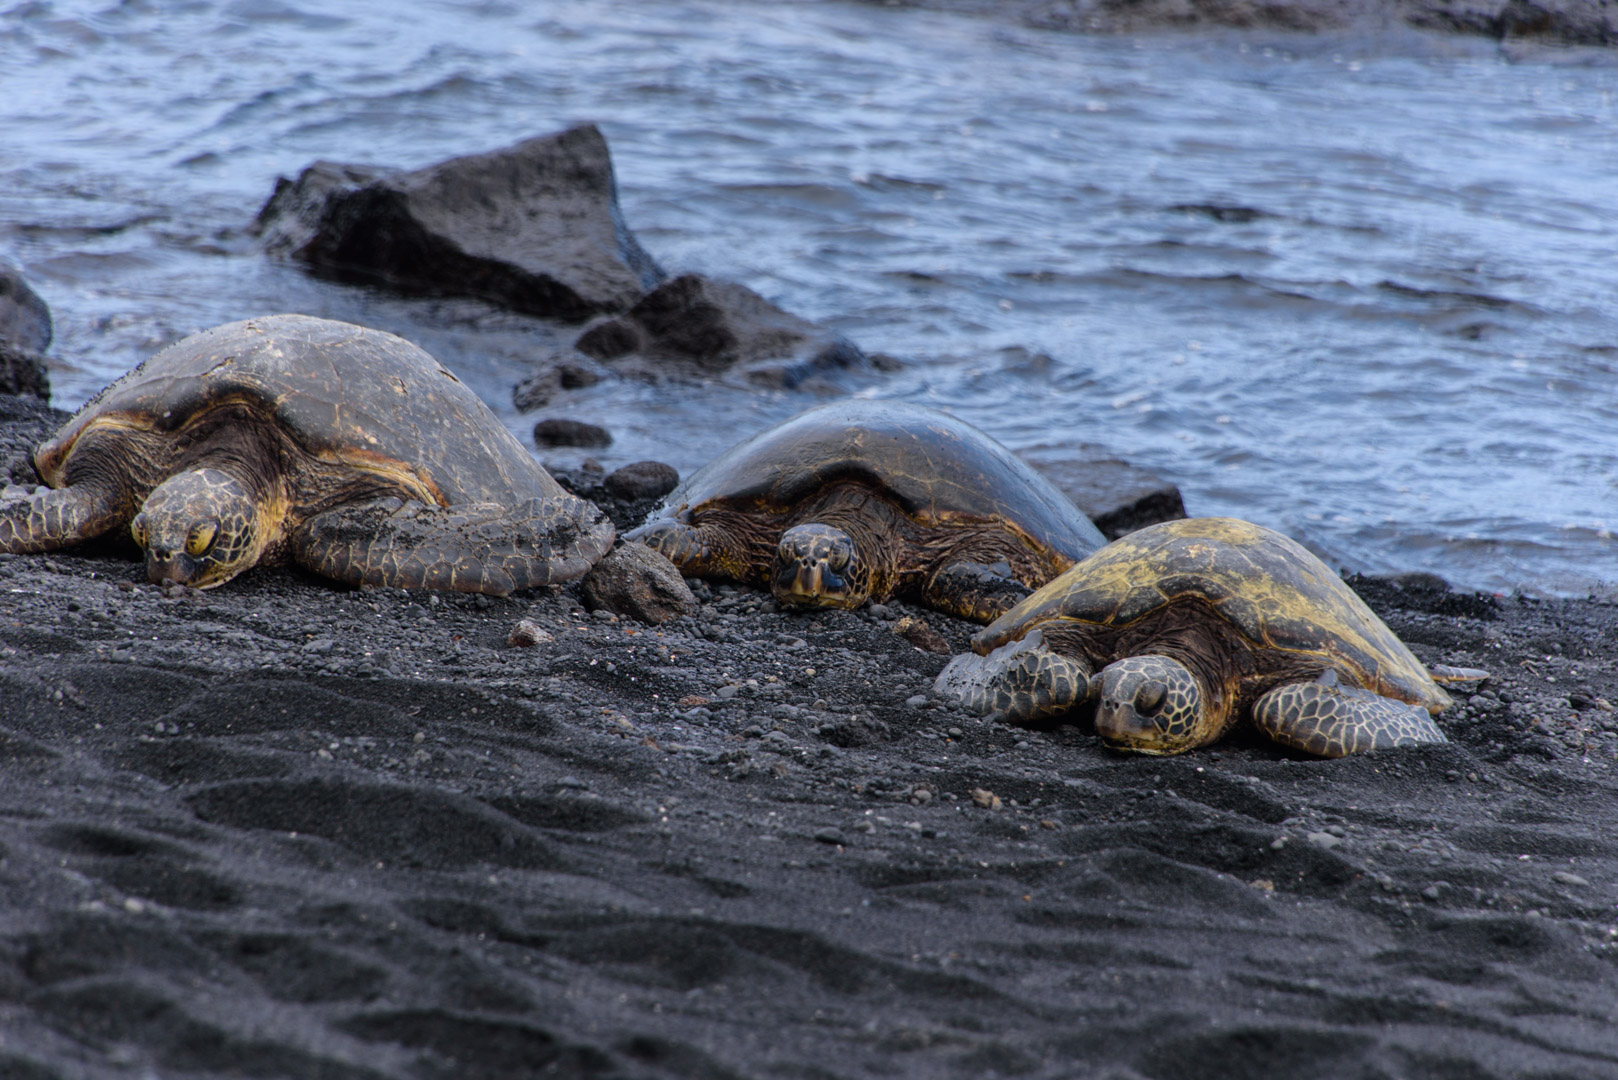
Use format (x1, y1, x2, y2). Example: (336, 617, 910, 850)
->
(717, 685, 741, 701)
(302, 637, 335, 655)
(970, 788, 1002, 811)
(1421, 883, 1444, 901)
(893, 615, 950, 655)
(904, 694, 928, 709)
(533, 417, 611, 448)
(813, 827, 846, 846)
(604, 460, 679, 501)
(579, 541, 697, 624)
(1553, 871, 1591, 887)
(1305, 832, 1341, 850)
(507, 619, 555, 647)
(909, 788, 932, 806)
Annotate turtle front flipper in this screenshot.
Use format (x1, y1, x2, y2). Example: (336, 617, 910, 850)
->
(933, 629, 1093, 726)
(1252, 670, 1446, 758)
(924, 560, 1034, 624)
(0, 482, 125, 553)
(296, 495, 614, 596)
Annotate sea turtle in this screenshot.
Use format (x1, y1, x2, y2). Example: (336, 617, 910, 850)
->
(934, 517, 1488, 757)
(0, 314, 614, 594)
(626, 401, 1107, 622)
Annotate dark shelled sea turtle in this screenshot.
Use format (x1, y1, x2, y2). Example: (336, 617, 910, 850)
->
(0, 314, 613, 594)
(935, 517, 1489, 757)
(627, 400, 1107, 622)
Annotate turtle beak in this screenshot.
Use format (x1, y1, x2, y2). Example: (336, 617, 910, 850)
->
(775, 561, 847, 606)
(146, 549, 202, 587)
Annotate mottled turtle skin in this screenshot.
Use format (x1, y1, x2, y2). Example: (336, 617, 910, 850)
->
(627, 401, 1107, 622)
(0, 314, 614, 593)
(935, 517, 1488, 757)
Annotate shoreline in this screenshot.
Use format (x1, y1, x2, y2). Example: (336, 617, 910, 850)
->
(2, 400, 1615, 1077)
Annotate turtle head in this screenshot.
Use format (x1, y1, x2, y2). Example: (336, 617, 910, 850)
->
(1094, 655, 1210, 755)
(132, 469, 266, 589)
(773, 523, 869, 610)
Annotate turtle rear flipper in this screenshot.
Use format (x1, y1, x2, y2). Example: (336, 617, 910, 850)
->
(934, 629, 1093, 726)
(925, 560, 1034, 624)
(1429, 664, 1490, 692)
(296, 495, 614, 596)
(0, 482, 125, 553)
(1252, 672, 1445, 758)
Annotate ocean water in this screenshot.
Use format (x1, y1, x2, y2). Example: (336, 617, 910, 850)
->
(2, 0, 1614, 595)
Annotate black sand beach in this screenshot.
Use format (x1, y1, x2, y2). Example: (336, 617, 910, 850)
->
(1, 395, 1615, 1079)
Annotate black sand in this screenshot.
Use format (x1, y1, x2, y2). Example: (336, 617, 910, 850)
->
(1, 396, 1616, 1079)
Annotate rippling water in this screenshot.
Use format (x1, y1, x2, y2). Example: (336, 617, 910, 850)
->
(2, 0, 1615, 594)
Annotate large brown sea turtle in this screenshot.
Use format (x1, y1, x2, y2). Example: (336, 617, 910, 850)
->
(935, 517, 1488, 757)
(0, 314, 613, 594)
(627, 401, 1107, 622)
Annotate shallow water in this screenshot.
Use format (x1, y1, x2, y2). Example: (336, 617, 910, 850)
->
(2, 0, 1614, 594)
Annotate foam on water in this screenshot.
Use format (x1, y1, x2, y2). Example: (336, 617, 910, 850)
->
(2, 0, 1614, 594)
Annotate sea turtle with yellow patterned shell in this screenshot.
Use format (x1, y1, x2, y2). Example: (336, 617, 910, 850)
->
(0, 314, 614, 594)
(628, 400, 1107, 623)
(935, 517, 1488, 757)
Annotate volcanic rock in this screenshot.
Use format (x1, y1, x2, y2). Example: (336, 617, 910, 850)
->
(1019, 441, 1187, 539)
(574, 273, 865, 388)
(0, 267, 53, 400)
(579, 540, 697, 624)
(532, 418, 612, 449)
(252, 125, 665, 320)
(603, 461, 679, 502)
(0, 265, 52, 355)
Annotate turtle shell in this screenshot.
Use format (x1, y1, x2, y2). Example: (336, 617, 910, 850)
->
(644, 400, 1106, 558)
(36, 314, 563, 505)
(975, 517, 1449, 710)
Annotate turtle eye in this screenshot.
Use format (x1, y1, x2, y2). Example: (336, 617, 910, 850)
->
(185, 521, 219, 558)
(1136, 681, 1167, 716)
(130, 514, 149, 550)
(826, 543, 851, 571)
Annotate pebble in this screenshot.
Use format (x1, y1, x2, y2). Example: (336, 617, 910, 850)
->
(813, 827, 846, 845)
(1421, 883, 1444, 901)
(717, 685, 740, 700)
(904, 695, 928, 708)
(507, 619, 554, 647)
(1308, 830, 1343, 850)
(1553, 871, 1590, 887)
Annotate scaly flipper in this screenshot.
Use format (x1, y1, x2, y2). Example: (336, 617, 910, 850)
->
(1252, 670, 1446, 758)
(1429, 664, 1490, 693)
(933, 629, 1093, 725)
(295, 496, 614, 596)
(924, 560, 1034, 624)
(0, 482, 124, 553)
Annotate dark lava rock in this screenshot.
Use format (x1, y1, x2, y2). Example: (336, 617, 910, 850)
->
(0, 266, 52, 355)
(579, 540, 697, 624)
(1018, 442, 1186, 540)
(0, 394, 66, 481)
(574, 273, 865, 388)
(0, 342, 50, 401)
(604, 461, 679, 502)
(939, 0, 1618, 45)
(252, 125, 665, 320)
(533, 418, 612, 449)
(0, 267, 53, 401)
(512, 359, 608, 413)
(1347, 571, 1500, 622)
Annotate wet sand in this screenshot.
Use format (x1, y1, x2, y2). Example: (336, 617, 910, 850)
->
(1, 398, 1615, 1078)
